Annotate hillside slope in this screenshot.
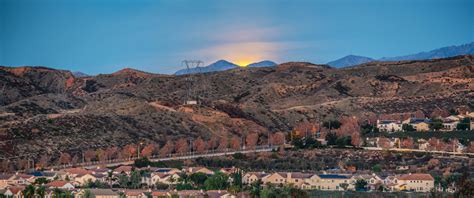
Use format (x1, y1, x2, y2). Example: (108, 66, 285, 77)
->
(0, 55, 473, 160)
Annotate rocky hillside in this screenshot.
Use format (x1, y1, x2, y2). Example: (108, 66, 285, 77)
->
(0, 55, 473, 160)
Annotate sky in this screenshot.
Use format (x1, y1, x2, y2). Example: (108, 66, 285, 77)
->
(0, 0, 473, 74)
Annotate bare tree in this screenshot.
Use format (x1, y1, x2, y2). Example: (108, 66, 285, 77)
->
(160, 140, 174, 157)
(84, 150, 96, 162)
(58, 153, 72, 165)
(217, 136, 228, 151)
(246, 133, 259, 149)
(175, 138, 189, 154)
(230, 136, 241, 150)
(141, 144, 155, 157)
(193, 137, 207, 153)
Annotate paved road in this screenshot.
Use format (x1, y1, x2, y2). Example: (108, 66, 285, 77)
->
(53, 146, 279, 169)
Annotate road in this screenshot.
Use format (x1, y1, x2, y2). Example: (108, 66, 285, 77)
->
(51, 145, 279, 169)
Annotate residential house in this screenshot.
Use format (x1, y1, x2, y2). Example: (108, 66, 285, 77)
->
(2, 186, 24, 198)
(184, 167, 214, 175)
(150, 191, 172, 198)
(74, 173, 97, 186)
(77, 189, 119, 198)
(377, 120, 402, 132)
(442, 120, 459, 131)
(174, 190, 205, 198)
(206, 190, 236, 198)
(113, 166, 133, 175)
(261, 172, 287, 186)
(285, 172, 313, 188)
(123, 190, 147, 198)
(396, 173, 434, 192)
(149, 173, 180, 185)
(149, 168, 181, 175)
(0, 174, 16, 189)
(63, 168, 93, 181)
(242, 172, 268, 184)
(45, 181, 75, 190)
(351, 174, 383, 191)
(301, 174, 351, 191)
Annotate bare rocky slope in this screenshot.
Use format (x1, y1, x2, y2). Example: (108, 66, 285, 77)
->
(0, 55, 473, 160)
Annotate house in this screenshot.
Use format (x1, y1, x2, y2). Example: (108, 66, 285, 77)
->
(184, 167, 214, 175)
(0, 174, 16, 189)
(2, 186, 24, 198)
(206, 190, 236, 198)
(285, 172, 313, 188)
(396, 173, 434, 192)
(174, 190, 205, 198)
(351, 174, 383, 191)
(150, 191, 172, 198)
(150, 168, 181, 175)
(63, 168, 93, 181)
(74, 173, 97, 186)
(113, 165, 133, 174)
(261, 172, 287, 185)
(403, 118, 431, 131)
(149, 173, 180, 185)
(45, 181, 75, 190)
(123, 190, 147, 198)
(77, 189, 119, 198)
(242, 172, 268, 184)
(442, 120, 459, 131)
(377, 120, 402, 132)
(301, 174, 351, 191)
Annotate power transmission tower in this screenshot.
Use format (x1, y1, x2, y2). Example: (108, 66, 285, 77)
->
(182, 60, 204, 105)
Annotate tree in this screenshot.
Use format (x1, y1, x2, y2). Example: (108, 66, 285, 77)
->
(82, 189, 93, 198)
(429, 119, 444, 131)
(175, 138, 189, 154)
(204, 172, 229, 190)
(208, 135, 219, 151)
(34, 178, 50, 185)
(339, 183, 349, 191)
(402, 124, 416, 132)
(372, 164, 382, 172)
(355, 179, 368, 191)
(134, 157, 151, 168)
(323, 120, 341, 130)
(36, 155, 50, 169)
(96, 148, 107, 162)
(160, 141, 174, 157)
(189, 172, 208, 187)
(58, 153, 71, 165)
(22, 184, 35, 198)
(105, 147, 119, 160)
(377, 137, 391, 149)
(129, 170, 142, 189)
(231, 170, 243, 191)
(457, 118, 471, 130)
(249, 180, 262, 198)
(230, 136, 241, 150)
(123, 144, 137, 159)
(118, 173, 129, 188)
(84, 150, 96, 162)
(246, 133, 259, 149)
(351, 132, 361, 147)
(36, 186, 45, 198)
(217, 136, 228, 151)
(141, 144, 155, 157)
(270, 132, 285, 145)
(325, 132, 338, 145)
(401, 138, 415, 149)
(193, 137, 207, 153)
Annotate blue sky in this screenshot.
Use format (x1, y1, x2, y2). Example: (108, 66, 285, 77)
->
(1, 0, 473, 74)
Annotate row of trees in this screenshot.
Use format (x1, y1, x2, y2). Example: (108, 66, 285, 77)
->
(0, 132, 287, 172)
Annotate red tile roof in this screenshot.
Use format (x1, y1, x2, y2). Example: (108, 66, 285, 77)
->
(114, 166, 133, 173)
(398, 173, 434, 181)
(64, 168, 92, 175)
(46, 181, 72, 188)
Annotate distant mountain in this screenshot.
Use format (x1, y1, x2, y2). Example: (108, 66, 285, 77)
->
(72, 71, 89, 77)
(174, 60, 238, 75)
(327, 55, 374, 67)
(247, 60, 277, 68)
(328, 42, 474, 67)
(380, 42, 474, 61)
(174, 60, 278, 75)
